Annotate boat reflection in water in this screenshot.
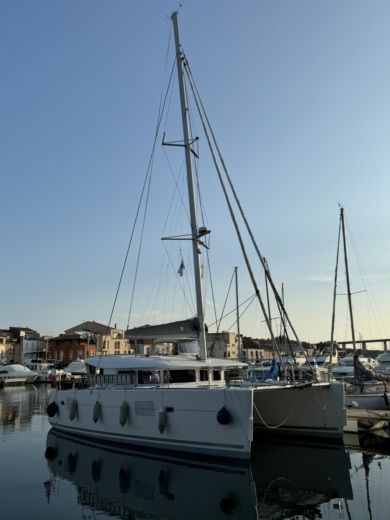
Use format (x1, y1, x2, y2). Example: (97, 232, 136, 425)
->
(252, 439, 353, 519)
(45, 431, 352, 519)
(0, 385, 52, 431)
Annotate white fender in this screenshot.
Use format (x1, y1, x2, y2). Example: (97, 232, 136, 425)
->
(93, 401, 102, 423)
(158, 408, 167, 434)
(119, 401, 130, 426)
(69, 399, 78, 421)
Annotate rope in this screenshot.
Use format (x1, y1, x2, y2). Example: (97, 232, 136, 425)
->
(253, 391, 301, 429)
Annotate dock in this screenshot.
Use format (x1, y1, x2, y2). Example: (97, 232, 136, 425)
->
(345, 407, 390, 433)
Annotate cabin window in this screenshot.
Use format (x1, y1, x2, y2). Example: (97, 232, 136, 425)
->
(200, 369, 209, 382)
(118, 370, 136, 384)
(166, 370, 196, 383)
(138, 370, 160, 385)
(213, 370, 221, 381)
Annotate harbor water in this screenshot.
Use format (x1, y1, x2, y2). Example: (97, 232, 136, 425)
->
(1, 385, 390, 519)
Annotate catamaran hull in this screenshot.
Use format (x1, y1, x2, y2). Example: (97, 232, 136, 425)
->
(252, 381, 346, 438)
(48, 386, 254, 459)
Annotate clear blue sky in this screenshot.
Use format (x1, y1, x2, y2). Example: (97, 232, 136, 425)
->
(1, 0, 390, 343)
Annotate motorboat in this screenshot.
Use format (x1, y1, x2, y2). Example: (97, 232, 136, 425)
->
(24, 361, 55, 382)
(375, 352, 390, 374)
(63, 359, 87, 378)
(332, 356, 378, 381)
(0, 364, 39, 385)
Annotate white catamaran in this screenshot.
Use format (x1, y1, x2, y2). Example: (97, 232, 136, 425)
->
(47, 12, 346, 459)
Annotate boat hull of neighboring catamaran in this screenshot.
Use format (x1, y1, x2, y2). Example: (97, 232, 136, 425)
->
(252, 381, 346, 438)
(47, 385, 254, 459)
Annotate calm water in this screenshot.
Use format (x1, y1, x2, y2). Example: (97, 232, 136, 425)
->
(1, 386, 390, 519)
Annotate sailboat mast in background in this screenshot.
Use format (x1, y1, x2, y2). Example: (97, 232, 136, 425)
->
(340, 206, 357, 351)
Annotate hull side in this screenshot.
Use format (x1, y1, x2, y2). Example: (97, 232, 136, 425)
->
(48, 386, 253, 459)
(345, 392, 390, 411)
(252, 381, 345, 438)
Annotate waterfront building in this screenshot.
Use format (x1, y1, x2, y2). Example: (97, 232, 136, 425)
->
(48, 333, 97, 365)
(64, 321, 130, 356)
(206, 331, 238, 360)
(0, 327, 46, 364)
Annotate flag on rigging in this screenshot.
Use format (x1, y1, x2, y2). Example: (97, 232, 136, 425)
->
(177, 259, 185, 277)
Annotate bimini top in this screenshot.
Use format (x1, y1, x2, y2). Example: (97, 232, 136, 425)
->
(86, 355, 246, 370)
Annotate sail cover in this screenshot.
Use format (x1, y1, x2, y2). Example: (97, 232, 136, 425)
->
(125, 318, 207, 341)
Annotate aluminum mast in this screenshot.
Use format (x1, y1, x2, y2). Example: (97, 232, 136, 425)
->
(171, 12, 208, 360)
(340, 206, 357, 351)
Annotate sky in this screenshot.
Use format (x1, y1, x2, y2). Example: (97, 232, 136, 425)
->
(1, 0, 390, 343)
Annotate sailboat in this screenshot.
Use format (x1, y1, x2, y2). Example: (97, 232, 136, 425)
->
(330, 206, 390, 410)
(46, 12, 345, 459)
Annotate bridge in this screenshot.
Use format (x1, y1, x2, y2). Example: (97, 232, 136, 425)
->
(336, 338, 390, 352)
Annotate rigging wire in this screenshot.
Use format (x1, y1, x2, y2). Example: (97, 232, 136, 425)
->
(226, 293, 257, 332)
(162, 149, 190, 225)
(106, 40, 176, 333)
(126, 159, 153, 329)
(210, 269, 235, 356)
(208, 293, 257, 328)
(140, 262, 165, 324)
(345, 215, 387, 338)
(161, 240, 195, 315)
(182, 52, 288, 372)
(148, 262, 168, 325)
(205, 248, 219, 331)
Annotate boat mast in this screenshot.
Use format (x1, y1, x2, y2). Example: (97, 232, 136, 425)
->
(330, 213, 342, 364)
(340, 206, 357, 351)
(235, 266, 242, 360)
(171, 12, 207, 360)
